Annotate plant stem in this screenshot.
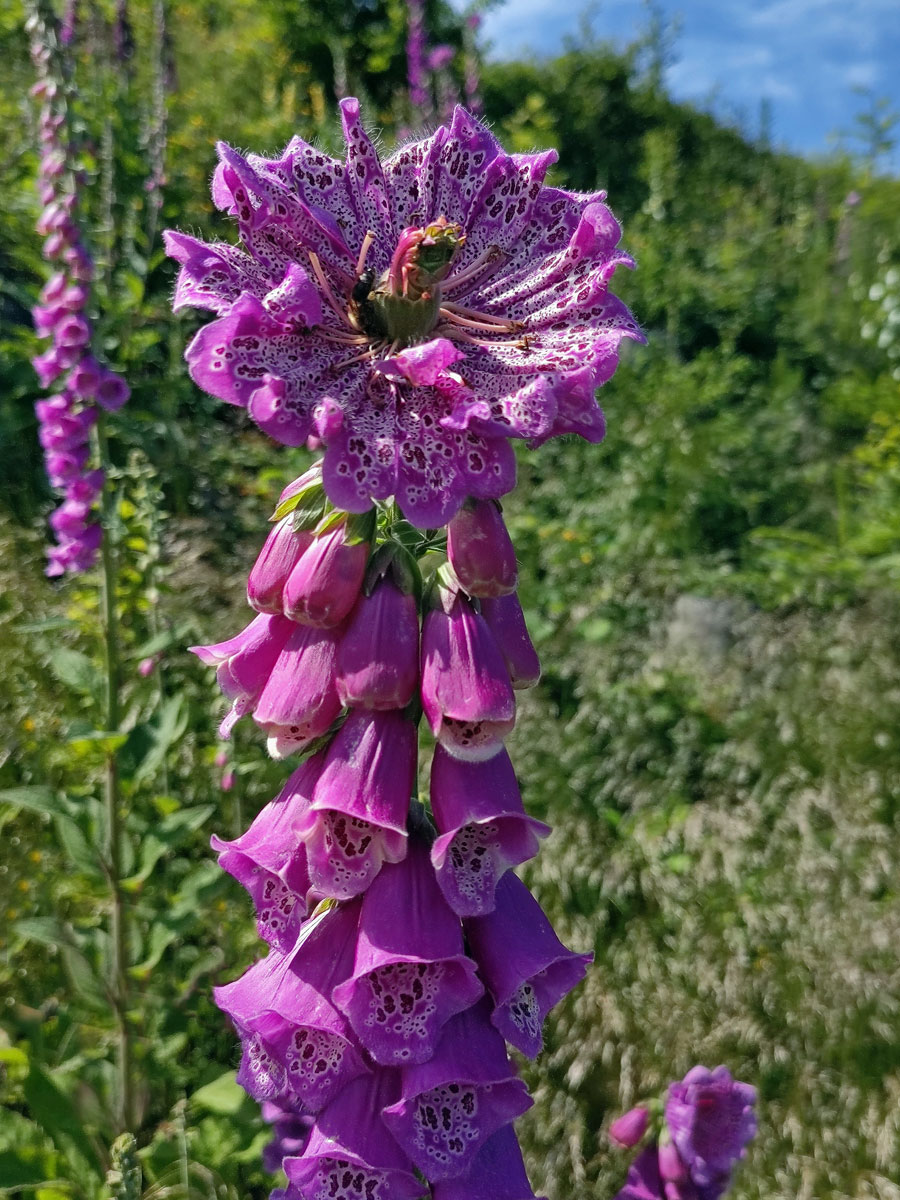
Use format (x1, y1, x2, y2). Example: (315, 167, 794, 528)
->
(96, 412, 133, 1134)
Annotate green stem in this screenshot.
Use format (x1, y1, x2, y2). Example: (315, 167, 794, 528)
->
(96, 413, 133, 1134)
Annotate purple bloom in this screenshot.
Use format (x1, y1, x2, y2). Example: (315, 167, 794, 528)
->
(465, 872, 591, 1058)
(430, 744, 549, 916)
(420, 585, 516, 761)
(165, 100, 641, 528)
(382, 999, 532, 1180)
(283, 518, 371, 628)
(430, 1125, 545, 1200)
(664, 1067, 757, 1189)
(211, 754, 321, 951)
(281, 1072, 421, 1200)
(215, 900, 370, 1112)
(302, 708, 415, 898)
(610, 1106, 651, 1149)
(479, 591, 541, 689)
(335, 571, 419, 710)
(426, 44, 455, 72)
(332, 839, 483, 1065)
(613, 1146, 665, 1200)
(251, 620, 343, 757)
(261, 1096, 314, 1175)
(446, 498, 518, 597)
(191, 612, 293, 738)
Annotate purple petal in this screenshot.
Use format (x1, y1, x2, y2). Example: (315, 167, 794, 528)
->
(284, 1072, 422, 1200)
(430, 1124, 546, 1200)
(430, 746, 549, 916)
(336, 577, 419, 710)
(464, 873, 591, 1058)
(304, 709, 415, 898)
(332, 840, 483, 1065)
(382, 999, 532, 1180)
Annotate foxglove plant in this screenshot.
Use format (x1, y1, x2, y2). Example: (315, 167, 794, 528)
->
(168, 99, 748, 1199)
(27, 1, 131, 577)
(610, 1067, 757, 1200)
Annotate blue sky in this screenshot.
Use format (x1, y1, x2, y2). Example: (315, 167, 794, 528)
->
(470, 0, 900, 170)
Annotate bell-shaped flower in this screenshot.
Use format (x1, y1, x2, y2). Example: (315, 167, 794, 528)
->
(211, 753, 323, 951)
(214, 900, 370, 1113)
(283, 513, 373, 628)
(420, 583, 516, 761)
(248, 515, 312, 614)
(446, 499, 517, 598)
(664, 1067, 757, 1191)
(382, 999, 532, 1181)
(336, 572, 419, 711)
(191, 613, 294, 738)
(280, 1072, 422, 1200)
(465, 873, 592, 1058)
(430, 1125, 547, 1200)
(302, 709, 415, 899)
(480, 592, 541, 690)
(332, 837, 483, 1066)
(252, 621, 343, 758)
(430, 746, 550, 916)
(261, 1097, 314, 1176)
(611, 1146, 666, 1200)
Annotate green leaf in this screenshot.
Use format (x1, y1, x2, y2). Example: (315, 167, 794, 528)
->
(122, 803, 215, 889)
(53, 814, 100, 876)
(0, 787, 64, 817)
(49, 648, 101, 696)
(189, 1071, 247, 1116)
(23, 1065, 100, 1173)
(59, 946, 107, 1012)
(0, 1148, 49, 1188)
(129, 919, 180, 978)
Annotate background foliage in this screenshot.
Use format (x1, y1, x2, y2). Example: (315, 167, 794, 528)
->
(1, 1, 899, 1197)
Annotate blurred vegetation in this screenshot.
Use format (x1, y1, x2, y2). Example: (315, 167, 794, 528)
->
(1, 1, 900, 1198)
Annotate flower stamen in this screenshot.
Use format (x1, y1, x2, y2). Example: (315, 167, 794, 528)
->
(442, 245, 507, 294)
(308, 251, 355, 331)
(356, 231, 376, 278)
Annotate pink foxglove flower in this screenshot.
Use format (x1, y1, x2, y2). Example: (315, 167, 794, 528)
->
(280, 1072, 421, 1200)
(611, 1067, 757, 1200)
(335, 570, 420, 710)
(465, 872, 592, 1058)
(282, 516, 371, 628)
(430, 744, 549, 916)
(382, 999, 532, 1180)
(248, 515, 312, 614)
(215, 901, 370, 1113)
(431, 1124, 546, 1200)
(331, 839, 483, 1066)
(164, 100, 642, 528)
(480, 590, 541, 689)
(420, 583, 516, 760)
(302, 708, 415, 898)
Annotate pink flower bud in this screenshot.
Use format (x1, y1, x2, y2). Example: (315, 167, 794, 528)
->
(658, 1140, 689, 1183)
(336, 575, 419, 710)
(138, 657, 157, 677)
(283, 520, 370, 628)
(609, 1106, 650, 1148)
(247, 515, 311, 614)
(220, 769, 235, 792)
(447, 499, 518, 598)
(421, 587, 516, 761)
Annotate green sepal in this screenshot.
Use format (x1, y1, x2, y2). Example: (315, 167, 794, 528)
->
(270, 470, 324, 523)
(343, 507, 378, 546)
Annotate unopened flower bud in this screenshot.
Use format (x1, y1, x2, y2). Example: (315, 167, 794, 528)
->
(610, 1106, 650, 1148)
(446, 498, 517, 597)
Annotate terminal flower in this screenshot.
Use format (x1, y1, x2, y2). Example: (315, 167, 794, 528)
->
(165, 98, 642, 528)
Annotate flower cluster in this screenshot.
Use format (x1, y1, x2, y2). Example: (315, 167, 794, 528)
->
(610, 1066, 757, 1200)
(164, 99, 642, 530)
(193, 467, 592, 1196)
(28, 5, 130, 576)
